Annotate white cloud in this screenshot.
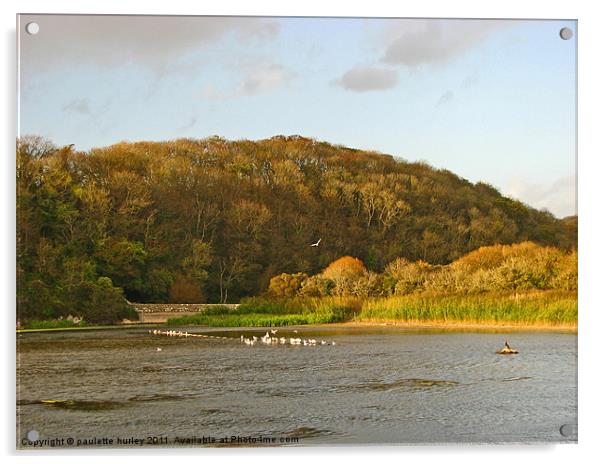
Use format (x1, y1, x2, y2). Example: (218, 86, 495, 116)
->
(335, 66, 398, 92)
(505, 175, 577, 218)
(335, 19, 509, 94)
(20, 15, 279, 76)
(381, 19, 508, 67)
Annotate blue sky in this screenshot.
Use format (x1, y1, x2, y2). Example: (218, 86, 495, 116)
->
(18, 15, 576, 217)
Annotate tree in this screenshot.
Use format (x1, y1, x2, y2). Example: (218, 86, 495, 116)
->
(268, 272, 308, 297)
(322, 256, 367, 296)
(385, 257, 433, 295)
(95, 239, 147, 299)
(182, 240, 213, 286)
(299, 275, 334, 297)
(16, 134, 577, 319)
(169, 274, 205, 303)
(551, 250, 577, 291)
(77, 277, 131, 324)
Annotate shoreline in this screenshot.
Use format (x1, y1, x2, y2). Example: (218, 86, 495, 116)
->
(17, 319, 577, 334)
(336, 320, 577, 332)
(16, 324, 156, 334)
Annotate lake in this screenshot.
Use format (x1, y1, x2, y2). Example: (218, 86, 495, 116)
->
(17, 326, 577, 447)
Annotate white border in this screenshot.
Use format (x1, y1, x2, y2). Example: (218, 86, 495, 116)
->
(3, 1, 601, 463)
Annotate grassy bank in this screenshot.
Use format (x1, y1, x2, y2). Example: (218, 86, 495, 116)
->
(19, 319, 88, 331)
(357, 291, 576, 326)
(17, 325, 137, 334)
(166, 291, 577, 328)
(17, 319, 152, 333)
(166, 297, 359, 327)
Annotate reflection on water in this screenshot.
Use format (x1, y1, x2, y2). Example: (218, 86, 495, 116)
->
(17, 326, 577, 446)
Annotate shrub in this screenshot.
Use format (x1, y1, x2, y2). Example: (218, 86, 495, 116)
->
(386, 259, 433, 295)
(323, 256, 367, 280)
(299, 275, 334, 297)
(322, 256, 367, 296)
(268, 272, 308, 297)
(551, 250, 577, 291)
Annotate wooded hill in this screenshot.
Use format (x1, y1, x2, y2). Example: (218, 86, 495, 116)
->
(16, 135, 576, 321)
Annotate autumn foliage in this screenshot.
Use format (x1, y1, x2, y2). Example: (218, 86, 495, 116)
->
(322, 256, 367, 279)
(268, 243, 577, 298)
(16, 135, 577, 323)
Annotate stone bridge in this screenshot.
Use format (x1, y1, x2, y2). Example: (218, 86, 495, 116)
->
(130, 303, 240, 324)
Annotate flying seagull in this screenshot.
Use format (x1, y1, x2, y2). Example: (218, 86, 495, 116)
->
(310, 238, 321, 247)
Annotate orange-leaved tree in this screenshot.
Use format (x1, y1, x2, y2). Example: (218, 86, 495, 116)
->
(322, 256, 367, 295)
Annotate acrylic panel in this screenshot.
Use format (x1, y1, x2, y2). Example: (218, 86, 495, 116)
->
(16, 14, 577, 448)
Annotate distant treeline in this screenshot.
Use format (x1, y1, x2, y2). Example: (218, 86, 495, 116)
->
(267, 242, 577, 299)
(17, 135, 576, 323)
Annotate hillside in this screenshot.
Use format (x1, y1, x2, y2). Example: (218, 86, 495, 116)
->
(16, 135, 576, 319)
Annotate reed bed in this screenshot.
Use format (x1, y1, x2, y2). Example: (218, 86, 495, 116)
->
(166, 291, 576, 327)
(357, 291, 577, 325)
(167, 297, 360, 327)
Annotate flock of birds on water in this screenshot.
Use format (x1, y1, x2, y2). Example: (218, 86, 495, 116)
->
(241, 329, 335, 346)
(149, 328, 336, 350)
(149, 329, 516, 354)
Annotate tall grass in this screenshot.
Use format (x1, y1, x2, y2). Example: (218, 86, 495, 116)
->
(167, 297, 360, 327)
(21, 319, 87, 330)
(357, 291, 577, 325)
(166, 291, 577, 327)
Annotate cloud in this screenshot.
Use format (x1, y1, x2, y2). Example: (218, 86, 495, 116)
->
(506, 175, 576, 218)
(381, 19, 508, 67)
(62, 98, 91, 114)
(436, 90, 454, 107)
(335, 19, 509, 94)
(239, 63, 294, 96)
(197, 62, 295, 101)
(19, 15, 279, 77)
(335, 66, 398, 92)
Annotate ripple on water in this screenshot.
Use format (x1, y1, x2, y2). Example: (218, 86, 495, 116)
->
(127, 393, 189, 403)
(358, 378, 460, 391)
(499, 376, 533, 382)
(20, 399, 124, 411)
(284, 426, 337, 439)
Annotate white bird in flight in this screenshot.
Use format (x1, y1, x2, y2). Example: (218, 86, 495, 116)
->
(310, 238, 321, 247)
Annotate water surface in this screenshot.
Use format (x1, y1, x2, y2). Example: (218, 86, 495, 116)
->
(17, 326, 577, 446)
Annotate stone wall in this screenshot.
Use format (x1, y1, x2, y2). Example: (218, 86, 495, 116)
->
(130, 303, 240, 324)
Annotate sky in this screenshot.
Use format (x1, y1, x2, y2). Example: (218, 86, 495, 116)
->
(17, 15, 576, 218)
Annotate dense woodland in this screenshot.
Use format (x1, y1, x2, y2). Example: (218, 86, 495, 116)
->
(268, 242, 577, 299)
(16, 135, 577, 323)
